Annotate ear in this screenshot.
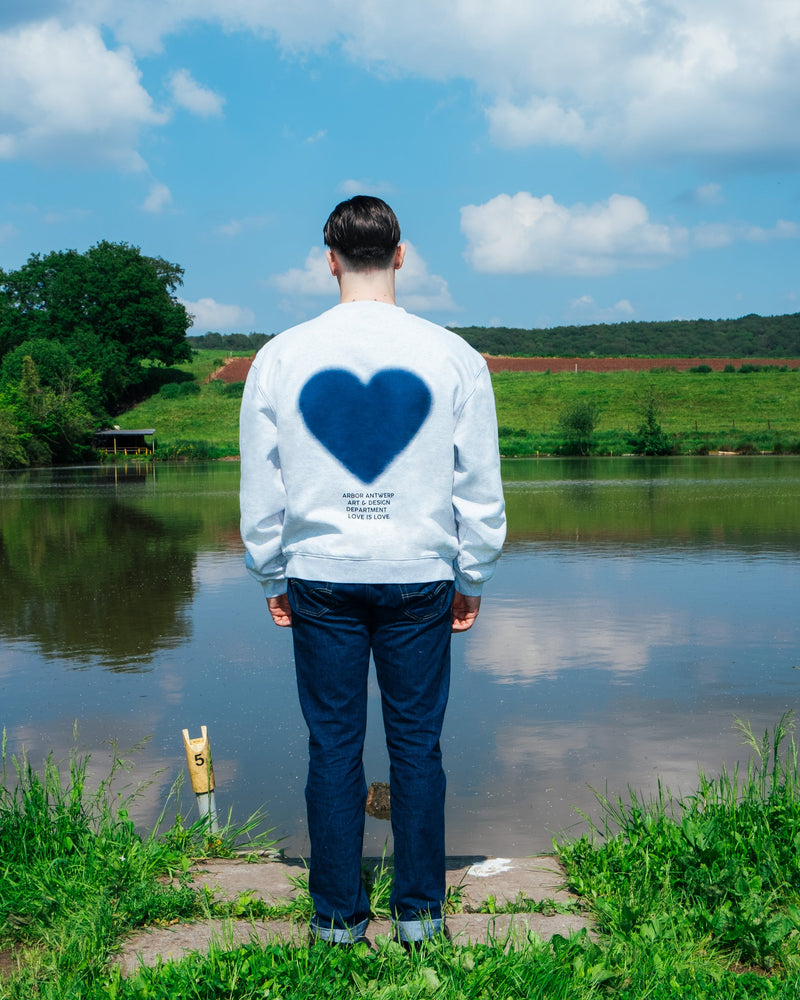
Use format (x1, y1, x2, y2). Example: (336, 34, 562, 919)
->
(326, 249, 340, 277)
(394, 244, 406, 271)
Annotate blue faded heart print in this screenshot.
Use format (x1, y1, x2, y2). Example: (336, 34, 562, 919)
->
(299, 368, 432, 483)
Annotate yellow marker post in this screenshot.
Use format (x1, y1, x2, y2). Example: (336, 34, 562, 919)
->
(182, 725, 219, 832)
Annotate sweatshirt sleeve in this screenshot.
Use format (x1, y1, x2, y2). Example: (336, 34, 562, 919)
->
(239, 360, 288, 597)
(451, 364, 506, 595)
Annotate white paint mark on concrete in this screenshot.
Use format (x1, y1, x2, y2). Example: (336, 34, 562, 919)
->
(468, 858, 515, 877)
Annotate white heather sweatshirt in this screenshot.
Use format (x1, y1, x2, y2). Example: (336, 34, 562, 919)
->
(239, 301, 506, 598)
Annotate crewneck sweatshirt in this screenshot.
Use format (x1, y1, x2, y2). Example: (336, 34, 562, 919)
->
(239, 301, 505, 597)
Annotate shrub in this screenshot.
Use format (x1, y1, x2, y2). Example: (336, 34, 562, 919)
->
(628, 391, 673, 456)
(159, 381, 200, 399)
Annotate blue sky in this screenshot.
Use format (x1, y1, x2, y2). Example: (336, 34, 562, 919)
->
(1, 1, 798, 336)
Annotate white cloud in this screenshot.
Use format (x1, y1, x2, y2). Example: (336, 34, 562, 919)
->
(304, 129, 326, 144)
(338, 179, 396, 197)
(168, 68, 224, 117)
(180, 296, 256, 332)
(0, 222, 17, 242)
(461, 190, 799, 276)
(570, 295, 636, 321)
(270, 246, 334, 297)
(142, 180, 171, 214)
(461, 192, 688, 276)
(215, 215, 270, 238)
(693, 218, 799, 249)
(487, 98, 588, 149)
(694, 182, 723, 205)
(7, 2, 798, 168)
(0, 19, 165, 168)
(745, 219, 799, 242)
(269, 241, 457, 313)
(395, 241, 457, 313)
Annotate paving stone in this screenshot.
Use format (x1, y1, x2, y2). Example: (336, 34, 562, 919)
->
(116, 855, 594, 975)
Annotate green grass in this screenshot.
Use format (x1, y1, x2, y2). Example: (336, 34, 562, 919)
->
(115, 357, 800, 459)
(493, 369, 800, 456)
(0, 733, 279, 998)
(116, 350, 248, 458)
(559, 714, 800, 988)
(5, 718, 800, 998)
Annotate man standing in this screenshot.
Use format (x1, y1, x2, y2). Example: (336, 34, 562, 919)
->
(240, 196, 505, 946)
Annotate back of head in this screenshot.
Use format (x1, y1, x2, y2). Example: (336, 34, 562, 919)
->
(323, 196, 401, 271)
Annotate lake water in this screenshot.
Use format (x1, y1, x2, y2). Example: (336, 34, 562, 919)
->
(1, 457, 799, 857)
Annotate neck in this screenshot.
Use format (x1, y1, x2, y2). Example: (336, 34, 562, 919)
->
(337, 267, 397, 305)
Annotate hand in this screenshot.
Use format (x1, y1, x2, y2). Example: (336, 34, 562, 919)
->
(267, 593, 292, 627)
(451, 592, 481, 633)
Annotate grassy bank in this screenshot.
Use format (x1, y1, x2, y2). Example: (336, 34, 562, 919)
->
(116, 352, 800, 459)
(3, 718, 800, 997)
(114, 350, 247, 459)
(493, 368, 800, 456)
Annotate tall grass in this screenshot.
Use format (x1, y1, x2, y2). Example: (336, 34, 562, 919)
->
(559, 712, 800, 978)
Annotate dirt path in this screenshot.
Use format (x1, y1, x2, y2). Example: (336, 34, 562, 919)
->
(484, 356, 799, 373)
(209, 355, 798, 381)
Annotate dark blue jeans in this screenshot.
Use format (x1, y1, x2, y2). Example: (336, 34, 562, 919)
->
(288, 579, 454, 943)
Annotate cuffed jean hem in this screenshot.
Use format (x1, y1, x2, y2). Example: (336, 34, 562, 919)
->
(310, 918, 370, 944)
(395, 916, 444, 943)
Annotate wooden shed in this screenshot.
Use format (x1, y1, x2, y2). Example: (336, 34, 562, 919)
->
(93, 428, 156, 455)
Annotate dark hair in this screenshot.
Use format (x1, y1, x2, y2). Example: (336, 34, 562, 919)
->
(323, 196, 401, 271)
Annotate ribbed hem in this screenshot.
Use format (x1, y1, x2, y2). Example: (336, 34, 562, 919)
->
(285, 552, 455, 585)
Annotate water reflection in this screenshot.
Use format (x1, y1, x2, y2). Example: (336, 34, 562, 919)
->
(1, 458, 799, 855)
(0, 467, 197, 670)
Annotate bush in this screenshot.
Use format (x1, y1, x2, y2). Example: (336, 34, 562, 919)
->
(159, 381, 200, 399)
(207, 379, 245, 398)
(689, 364, 712, 374)
(135, 366, 195, 396)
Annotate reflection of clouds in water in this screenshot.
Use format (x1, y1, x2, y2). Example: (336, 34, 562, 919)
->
(448, 710, 786, 853)
(5, 719, 179, 831)
(158, 666, 186, 705)
(193, 552, 246, 589)
(492, 719, 715, 794)
(467, 599, 677, 683)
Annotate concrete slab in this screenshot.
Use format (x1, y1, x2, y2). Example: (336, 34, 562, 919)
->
(116, 855, 594, 975)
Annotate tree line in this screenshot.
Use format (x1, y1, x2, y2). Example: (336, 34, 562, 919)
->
(187, 331, 272, 352)
(450, 313, 800, 357)
(0, 241, 192, 466)
(2, 233, 799, 469)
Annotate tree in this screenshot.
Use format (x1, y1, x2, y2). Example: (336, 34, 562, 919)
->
(629, 389, 673, 455)
(557, 401, 600, 456)
(0, 241, 191, 412)
(2, 354, 95, 465)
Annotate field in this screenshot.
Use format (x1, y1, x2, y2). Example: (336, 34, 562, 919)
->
(485, 356, 800, 373)
(116, 349, 800, 458)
